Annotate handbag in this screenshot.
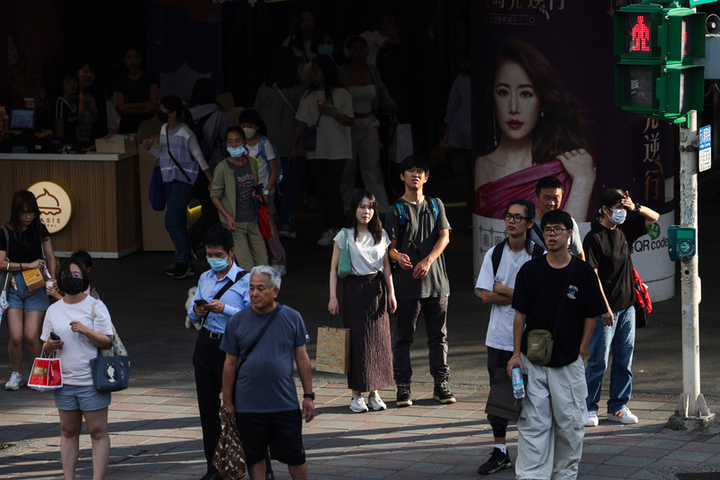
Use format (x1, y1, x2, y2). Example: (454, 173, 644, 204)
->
(485, 367, 522, 422)
(256, 202, 273, 239)
(337, 228, 352, 278)
(28, 350, 63, 392)
(525, 258, 576, 366)
(0, 227, 10, 322)
(89, 300, 130, 391)
(315, 315, 350, 374)
(22, 268, 46, 292)
(149, 160, 166, 211)
(302, 115, 321, 151)
(212, 411, 247, 480)
(632, 267, 652, 328)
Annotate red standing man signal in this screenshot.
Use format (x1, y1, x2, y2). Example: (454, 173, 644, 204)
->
(631, 15, 651, 52)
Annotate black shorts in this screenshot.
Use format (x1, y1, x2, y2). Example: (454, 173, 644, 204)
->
(236, 409, 306, 466)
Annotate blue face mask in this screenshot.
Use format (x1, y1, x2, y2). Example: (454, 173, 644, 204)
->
(318, 44, 334, 56)
(207, 256, 230, 272)
(608, 208, 627, 225)
(227, 145, 246, 158)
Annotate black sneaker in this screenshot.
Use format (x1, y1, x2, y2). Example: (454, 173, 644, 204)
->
(477, 447, 512, 475)
(433, 377, 456, 404)
(172, 263, 194, 279)
(396, 382, 412, 407)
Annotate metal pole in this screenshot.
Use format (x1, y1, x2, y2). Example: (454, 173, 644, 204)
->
(675, 111, 711, 424)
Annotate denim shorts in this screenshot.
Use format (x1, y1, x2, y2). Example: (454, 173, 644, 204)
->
(7, 272, 49, 312)
(54, 384, 111, 412)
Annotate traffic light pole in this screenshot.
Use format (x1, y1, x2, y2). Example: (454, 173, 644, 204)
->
(669, 111, 715, 430)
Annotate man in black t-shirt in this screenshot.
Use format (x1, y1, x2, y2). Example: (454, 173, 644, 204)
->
(583, 189, 659, 427)
(508, 210, 605, 480)
(385, 156, 453, 407)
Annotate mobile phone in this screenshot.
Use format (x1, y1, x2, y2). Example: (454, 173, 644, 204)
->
(50, 332, 61, 341)
(195, 299, 208, 307)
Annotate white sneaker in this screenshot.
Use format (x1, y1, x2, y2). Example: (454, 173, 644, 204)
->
(586, 410, 599, 427)
(608, 405, 639, 424)
(350, 395, 369, 413)
(272, 265, 287, 276)
(5, 372, 22, 391)
(317, 229, 337, 246)
(368, 391, 387, 411)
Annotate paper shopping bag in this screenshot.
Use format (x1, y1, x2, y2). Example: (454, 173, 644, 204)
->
(315, 326, 350, 374)
(28, 356, 63, 391)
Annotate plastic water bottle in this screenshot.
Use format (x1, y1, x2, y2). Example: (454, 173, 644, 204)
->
(511, 366, 525, 399)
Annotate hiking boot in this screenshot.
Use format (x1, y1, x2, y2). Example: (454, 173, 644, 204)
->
(477, 447, 512, 475)
(350, 395, 369, 413)
(433, 377, 456, 404)
(396, 382, 412, 407)
(368, 391, 387, 411)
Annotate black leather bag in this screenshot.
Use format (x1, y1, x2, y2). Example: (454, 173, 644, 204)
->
(485, 367, 523, 421)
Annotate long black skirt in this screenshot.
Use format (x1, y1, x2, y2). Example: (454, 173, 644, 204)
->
(342, 273, 394, 392)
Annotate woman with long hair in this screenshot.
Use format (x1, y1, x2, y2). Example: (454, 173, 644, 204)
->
(475, 37, 596, 222)
(0, 190, 57, 390)
(290, 54, 354, 246)
(41, 258, 114, 480)
(338, 35, 396, 216)
(328, 190, 396, 412)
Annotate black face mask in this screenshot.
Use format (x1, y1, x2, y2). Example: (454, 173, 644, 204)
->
(60, 277, 84, 296)
(156, 111, 169, 123)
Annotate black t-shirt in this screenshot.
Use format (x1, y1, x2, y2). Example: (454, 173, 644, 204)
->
(0, 225, 50, 263)
(115, 71, 159, 134)
(513, 256, 606, 367)
(583, 215, 647, 312)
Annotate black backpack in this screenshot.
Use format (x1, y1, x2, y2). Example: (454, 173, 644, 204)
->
(491, 238, 545, 276)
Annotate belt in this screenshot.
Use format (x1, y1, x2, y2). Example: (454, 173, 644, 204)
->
(201, 328, 223, 341)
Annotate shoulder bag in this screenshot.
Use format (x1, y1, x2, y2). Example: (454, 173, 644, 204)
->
(1, 227, 11, 321)
(337, 228, 352, 278)
(526, 258, 576, 366)
(149, 158, 166, 211)
(89, 301, 130, 392)
(302, 114, 321, 151)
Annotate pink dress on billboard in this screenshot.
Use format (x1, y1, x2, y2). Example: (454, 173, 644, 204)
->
(474, 160, 571, 219)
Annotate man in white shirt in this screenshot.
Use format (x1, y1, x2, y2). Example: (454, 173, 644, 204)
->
(475, 199, 543, 475)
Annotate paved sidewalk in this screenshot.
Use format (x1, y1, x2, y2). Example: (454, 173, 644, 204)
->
(1, 374, 719, 479)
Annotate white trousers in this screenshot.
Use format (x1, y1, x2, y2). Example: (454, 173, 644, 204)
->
(516, 354, 587, 480)
(341, 115, 390, 214)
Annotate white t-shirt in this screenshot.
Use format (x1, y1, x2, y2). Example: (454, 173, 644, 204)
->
(296, 89, 353, 160)
(246, 137, 277, 187)
(475, 242, 536, 352)
(333, 229, 390, 276)
(41, 296, 114, 386)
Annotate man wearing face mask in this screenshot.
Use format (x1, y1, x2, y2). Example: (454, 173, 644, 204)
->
(582, 188, 658, 428)
(187, 225, 251, 480)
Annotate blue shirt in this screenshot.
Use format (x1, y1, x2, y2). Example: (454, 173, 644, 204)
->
(187, 263, 250, 334)
(220, 304, 310, 413)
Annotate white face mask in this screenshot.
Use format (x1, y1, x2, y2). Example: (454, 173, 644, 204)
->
(242, 127, 257, 139)
(607, 208, 627, 225)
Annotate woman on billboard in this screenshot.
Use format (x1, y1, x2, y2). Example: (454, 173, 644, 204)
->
(475, 37, 596, 222)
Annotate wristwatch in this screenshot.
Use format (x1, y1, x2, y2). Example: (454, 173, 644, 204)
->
(303, 392, 315, 400)
(263, 189, 270, 196)
(634, 203, 641, 213)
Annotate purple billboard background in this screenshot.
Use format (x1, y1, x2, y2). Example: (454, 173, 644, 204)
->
(471, 1, 676, 300)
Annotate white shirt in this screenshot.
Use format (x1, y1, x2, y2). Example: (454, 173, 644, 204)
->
(476, 242, 535, 352)
(296, 89, 353, 160)
(333, 229, 390, 276)
(246, 137, 277, 187)
(41, 296, 114, 386)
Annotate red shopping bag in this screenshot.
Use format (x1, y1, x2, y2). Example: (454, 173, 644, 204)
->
(257, 203, 273, 239)
(28, 355, 63, 391)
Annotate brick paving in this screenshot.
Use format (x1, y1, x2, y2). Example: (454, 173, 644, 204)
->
(1, 376, 719, 479)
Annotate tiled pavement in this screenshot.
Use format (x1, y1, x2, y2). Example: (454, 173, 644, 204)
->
(1, 375, 719, 479)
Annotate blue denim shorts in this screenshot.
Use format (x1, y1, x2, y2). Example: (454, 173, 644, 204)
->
(54, 384, 111, 411)
(7, 272, 49, 312)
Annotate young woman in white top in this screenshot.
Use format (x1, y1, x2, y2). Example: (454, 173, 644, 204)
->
(41, 258, 114, 480)
(328, 190, 396, 413)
